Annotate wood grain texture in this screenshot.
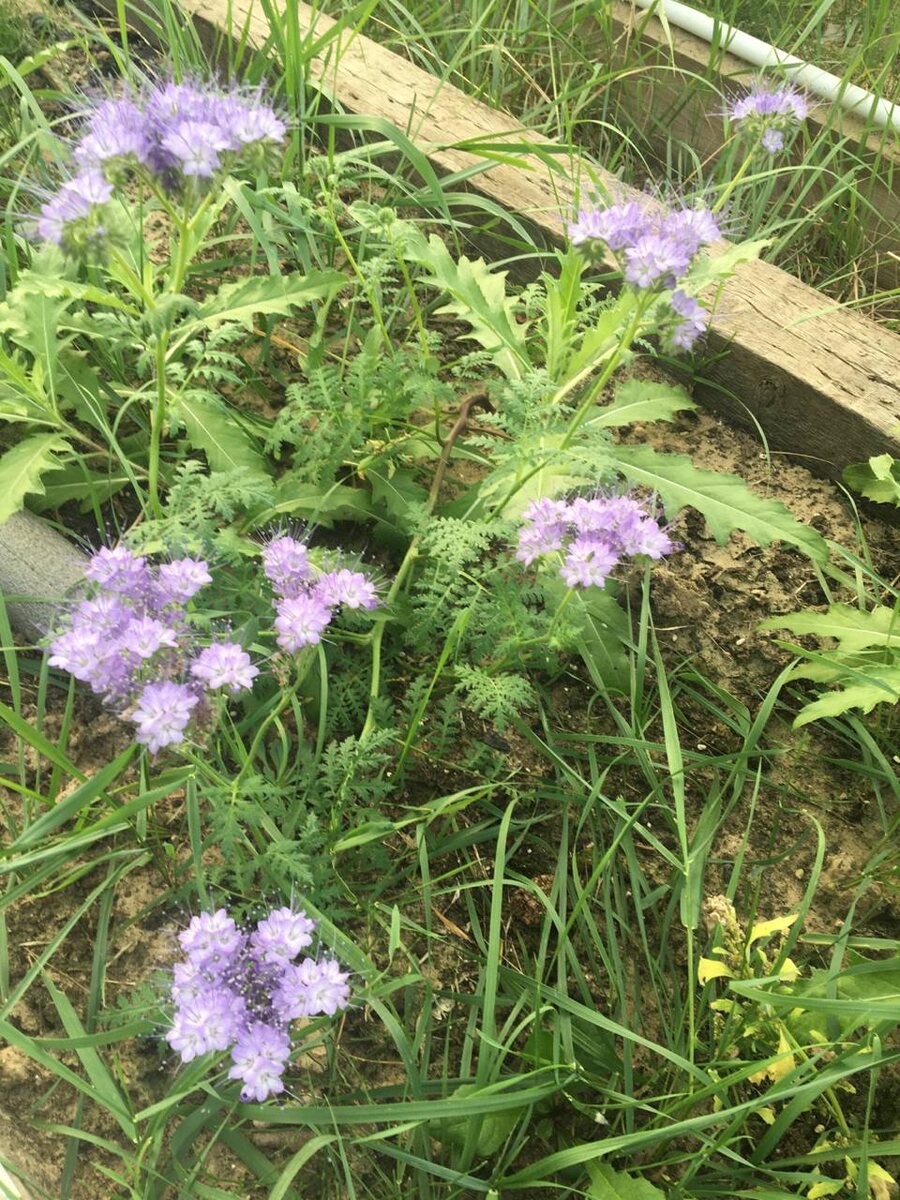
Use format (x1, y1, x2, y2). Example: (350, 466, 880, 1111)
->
(98, 0, 900, 476)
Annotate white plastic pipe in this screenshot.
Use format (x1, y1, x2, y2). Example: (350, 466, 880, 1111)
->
(633, 0, 900, 133)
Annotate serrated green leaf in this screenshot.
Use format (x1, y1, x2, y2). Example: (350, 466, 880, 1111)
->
(410, 234, 529, 380)
(843, 454, 900, 507)
(761, 604, 899, 652)
(0, 434, 70, 524)
(31, 466, 131, 512)
(0, 288, 72, 407)
(613, 443, 828, 563)
(590, 378, 696, 428)
(564, 292, 637, 382)
(792, 667, 900, 727)
(172, 392, 266, 475)
(586, 1161, 666, 1200)
(686, 238, 771, 287)
(191, 270, 344, 331)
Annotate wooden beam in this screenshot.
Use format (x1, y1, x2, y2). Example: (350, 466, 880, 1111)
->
(98, 0, 900, 478)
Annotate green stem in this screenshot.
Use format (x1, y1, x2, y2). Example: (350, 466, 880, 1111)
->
(559, 301, 649, 451)
(712, 149, 755, 215)
(147, 333, 168, 517)
(233, 676, 304, 790)
(145, 195, 214, 515)
(360, 390, 488, 738)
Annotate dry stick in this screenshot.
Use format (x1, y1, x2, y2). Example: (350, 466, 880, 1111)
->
(360, 389, 491, 739)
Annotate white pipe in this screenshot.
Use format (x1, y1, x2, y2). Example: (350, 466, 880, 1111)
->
(632, 0, 900, 133)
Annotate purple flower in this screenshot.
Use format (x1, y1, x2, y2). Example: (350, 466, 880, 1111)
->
(158, 558, 212, 603)
(74, 98, 152, 168)
(227, 1022, 292, 1103)
(515, 491, 674, 588)
(668, 289, 709, 352)
(314, 569, 379, 611)
(36, 170, 114, 245)
(145, 81, 213, 128)
(624, 233, 692, 289)
(131, 680, 199, 753)
(180, 909, 245, 972)
(190, 642, 258, 693)
(274, 593, 333, 653)
(726, 80, 809, 153)
(84, 546, 149, 597)
(560, 537, 620, 589)
(166, 988, 245, 1061)
(250, 908, 316, 967)
(210, 94, 287, 148)
(166, 904, 351, 1101)
(515, 499, 570, 565)
(761, 127, 785, 154)
(171, 960, 206, 1006)
(569, 200, 653, 252)
(261, 536, 311, 598)
(161, 120, 231, 177)
(276, 958, 351, 1020)
(74, 593, 131, 638)
(660, 207, 721, 253)
(47, 627, 103, 682)
(120, 616, 179, 660)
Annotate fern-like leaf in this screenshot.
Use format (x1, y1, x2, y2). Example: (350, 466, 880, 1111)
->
(454, 665, 536, 731)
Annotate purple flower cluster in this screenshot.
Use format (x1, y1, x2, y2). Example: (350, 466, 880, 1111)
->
(516, 494, 674, 589)
(167, 906, 350, 1102)
(568, 197, 720, 350)
(261, 536, 379, 654)
(569, 199, 720, 293)
(47, 546, 258, 754)
(726, 80, 810, 154)
(37, 80, 286, 250)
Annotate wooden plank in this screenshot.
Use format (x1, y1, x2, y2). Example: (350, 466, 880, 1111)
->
(601, 2, 900, 287)
(98, 0, 900, 478)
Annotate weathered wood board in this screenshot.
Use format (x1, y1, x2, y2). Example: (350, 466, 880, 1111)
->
(98, 0, 900, 478)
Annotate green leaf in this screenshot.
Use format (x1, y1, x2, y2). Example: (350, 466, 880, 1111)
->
(553, 581, 631, 693)
(792, 666, 900, 727)
(761, 604, 899, 652)
(171, 392, 267, 475)
(408, 234, 529, 380)
(613, 443, 828, 563)
(686, 238, 771, 287)
(368, 466, 428, 528)
(590, 378, 696, 428)
(563, 292, 637, 382)
(190, 270, 344, 331)
(586, 1161, 666, 1199)
(429, 1083, 523, 1155)
(0, 289, 72, 406)
(0, 434, 70, 524)
(843, 455, 900, 507)
(269, 478, 373, 525)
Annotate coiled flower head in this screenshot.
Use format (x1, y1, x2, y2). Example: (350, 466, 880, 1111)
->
(167, 905, 351, 1103)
